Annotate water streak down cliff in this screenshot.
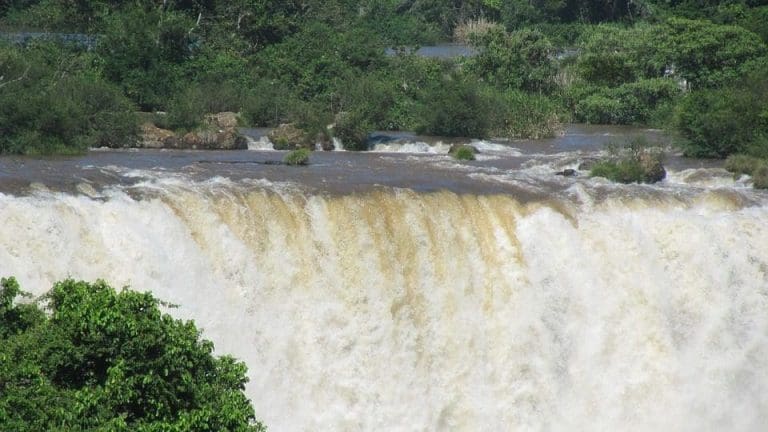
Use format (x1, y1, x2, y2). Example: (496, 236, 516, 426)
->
(1, 178, 767, 431)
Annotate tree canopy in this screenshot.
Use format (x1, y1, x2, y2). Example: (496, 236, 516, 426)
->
(0, 277, 266, 432)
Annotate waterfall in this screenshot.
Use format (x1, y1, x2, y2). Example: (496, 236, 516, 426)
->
(1, 183, 767, 431)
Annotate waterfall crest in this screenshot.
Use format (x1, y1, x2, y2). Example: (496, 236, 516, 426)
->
(2, 185, 767, 431)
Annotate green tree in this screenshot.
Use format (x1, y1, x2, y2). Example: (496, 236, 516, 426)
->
(97, 6, 196, 110)
(0, 43, 138, 154)
(655, 18, 766, 89)
(467, 28, 556, 92)
(0, 277, 266, 431)
(673, 69, 768, 158)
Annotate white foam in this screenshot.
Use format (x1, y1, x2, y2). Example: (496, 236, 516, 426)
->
(2, 188, 767, 431)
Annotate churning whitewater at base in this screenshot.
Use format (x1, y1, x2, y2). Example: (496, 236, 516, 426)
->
(1, 127, 767, 431)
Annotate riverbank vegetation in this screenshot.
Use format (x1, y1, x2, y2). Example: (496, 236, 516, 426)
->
(0, 277, 265, 430)
(590, 137, 667, 184)
(0, 0, 766, 160)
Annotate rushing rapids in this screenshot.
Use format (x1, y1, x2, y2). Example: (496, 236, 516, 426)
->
(1, 126, 767, 431)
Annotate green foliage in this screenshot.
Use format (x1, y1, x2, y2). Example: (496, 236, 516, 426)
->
(254, 22, 384, 101)
(166, 81, 245, 131)
(590, 137, 666, 183)
(97, 6, 196, 110)
(416, 74, 492, 138)
(452, 145, 476, 161)
(0, 43, 138, 154)
(723, 153, 768, 189)
(241, 81, 299, 127)
(283, 148, 311, 166)
(574, 78, 681, 124)
(753, 165, 768, 189)
(673, 69, 768, 158)
(576, 24, 662, 87)
(725, 154, 764, 176)
(0, 278, 265, 431)
(468, 28, 556, 92)
(486, 90, 563, 139)
(658, 18, 766, 89)
(590, 159, 648, 183)
(333, 113, 371, 151)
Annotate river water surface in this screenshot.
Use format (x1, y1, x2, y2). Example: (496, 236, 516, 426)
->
(1, 125, 766, 431)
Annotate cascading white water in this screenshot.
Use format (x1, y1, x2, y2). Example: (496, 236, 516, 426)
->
(1, 183, 767, 431)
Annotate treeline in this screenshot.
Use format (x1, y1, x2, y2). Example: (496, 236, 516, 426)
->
(0, 0, 766, 158)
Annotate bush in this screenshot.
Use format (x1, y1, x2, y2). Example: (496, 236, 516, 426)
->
(0, 44, 139, 154)
(724, 154, 768, 189)
(753, 165, 768, 189)
(725, 154, 764, 177)
(0, 278, 265, 431)
(673, 70, 768, 158)
(283, 148, 311, 166)
(416, 74, 492, 138)
(575, 24, 660, 87)
(98, 7, 196, 110)
(574, 78, 681, 125)
(467, 28, 557, 92)
(452, 145, 476, 161)
(487, 90, 563, 139)
(241, 80, 299, 127)
(333, 112, 371, 151)
(590, 137, 666, 183)
(590, 160, 648, 183)
(166, 81, 246, 131)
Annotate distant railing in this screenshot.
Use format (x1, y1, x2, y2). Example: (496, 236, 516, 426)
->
(0, 32, 99, 49)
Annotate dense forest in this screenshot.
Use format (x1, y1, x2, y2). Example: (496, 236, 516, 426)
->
(0, 0, 766, 164)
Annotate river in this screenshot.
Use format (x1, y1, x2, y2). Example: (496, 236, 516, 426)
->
(1, 125, 766, 431)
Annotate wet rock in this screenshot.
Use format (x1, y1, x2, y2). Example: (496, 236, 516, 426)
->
(204, 112, 239, 130)
(316, 132, 335, 151)
(140, 123, 179, 149)
(555, 168, 578, 177)
(180, 129, 247, 150)
(268, 123, 310, 150)
(577, 158, 599, 171)
(639, 153, 666, 183)
(214, 129, 248, 150)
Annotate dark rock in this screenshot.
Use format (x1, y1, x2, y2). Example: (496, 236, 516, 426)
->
(577, 158, 599, 171)
(140, 123, 179, 148)
(640, 153, 666, 183)
(316, 132, 335, 151)
(555, 168, 578, 177)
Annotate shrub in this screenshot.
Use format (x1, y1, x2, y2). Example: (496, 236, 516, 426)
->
(416, 74, 492, 138)
(673, 70, 768, 158)
(0, 278, 265, 431)
(575, 24, 661, 87)
(453, 17, 502, 44)
(333, 112, 371, 151)
(0, 45, 139, 154)
(576, 94, 625, 125)
(467, 28, 556, 92)
(590, 159, 648, 184)
(753, 165, 768, 189)
(452, 145, 476, 161)
(590, 137, 666, 183)
(283, 148, 311, 166)
(241, 81, 299, 127)
(574, 78, 681, 125)
(166, 81, 246, 131)
(487, 90, 563, 139)
(725, 155, 764, 177)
